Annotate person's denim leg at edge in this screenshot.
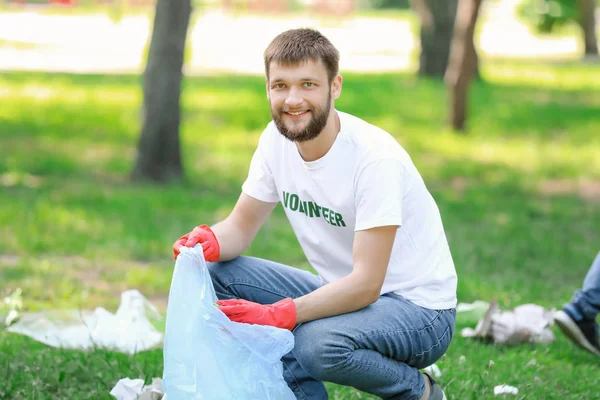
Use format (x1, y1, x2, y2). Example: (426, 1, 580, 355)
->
(555, 250, 600, 356)
(208, 256, 456, 400)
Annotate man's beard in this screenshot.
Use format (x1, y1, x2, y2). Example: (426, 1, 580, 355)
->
(271, 96, 331, 143)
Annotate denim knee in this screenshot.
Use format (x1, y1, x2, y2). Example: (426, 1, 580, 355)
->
(206, 260, 235, 298)
(207, 260, 226, 278)
(293, 322, 351, 381)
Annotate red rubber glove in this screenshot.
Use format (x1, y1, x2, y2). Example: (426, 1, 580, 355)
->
(172, 224, 220, 261)
(216, 298, 297, 330)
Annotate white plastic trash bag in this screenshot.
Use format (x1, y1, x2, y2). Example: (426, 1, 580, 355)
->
(162, 246, 295, 400)
(6, 290, 163, 354)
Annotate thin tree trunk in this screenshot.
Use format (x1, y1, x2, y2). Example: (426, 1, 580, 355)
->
(445, 0, 482, 131)
(577, 0, 598, 56)
(132, 0, 191, 183)
(412, 0, 459, 77)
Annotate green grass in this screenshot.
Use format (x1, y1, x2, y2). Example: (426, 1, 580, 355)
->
(1, 60, 599, 399)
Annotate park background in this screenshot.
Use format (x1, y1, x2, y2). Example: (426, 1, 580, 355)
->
(0, 0, 599, 398)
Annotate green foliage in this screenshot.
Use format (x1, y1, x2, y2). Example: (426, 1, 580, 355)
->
(517, 0, 580, 33)
(0, 62, 599, 398)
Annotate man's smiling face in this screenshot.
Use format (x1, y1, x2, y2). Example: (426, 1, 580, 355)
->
(267, 59, 333, 142)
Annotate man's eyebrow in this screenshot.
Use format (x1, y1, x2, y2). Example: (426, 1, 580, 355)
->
(299, 77, 321, 82)
(270, 77, 321, 83)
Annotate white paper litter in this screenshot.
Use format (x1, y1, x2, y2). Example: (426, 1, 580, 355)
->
(110, 377, 164, 400)
(110, 378, 144, 400)
(461, 300, 556, 345)
(423, 363, 442, 378)
(494, 384, 519, 396)
(6, 290, 163, 354)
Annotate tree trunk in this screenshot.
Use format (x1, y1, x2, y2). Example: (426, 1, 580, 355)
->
(577, 0, 598, 56)
(445, 0, 482, 132)
(132, 0, 191, 183)
(412, 0, 458, 77)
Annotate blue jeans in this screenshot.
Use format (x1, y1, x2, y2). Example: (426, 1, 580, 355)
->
(565, 250, 600, 321)
(208, 256, 456, 400)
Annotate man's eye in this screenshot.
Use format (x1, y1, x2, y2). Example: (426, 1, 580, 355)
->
(304, 82, 314, 87)
(274, 84, 285, 89)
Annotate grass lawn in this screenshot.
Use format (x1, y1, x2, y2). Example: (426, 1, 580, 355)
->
(1, 60, 599, 399)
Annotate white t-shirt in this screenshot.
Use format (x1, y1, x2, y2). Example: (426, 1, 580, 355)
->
(242, 111, 457, 309)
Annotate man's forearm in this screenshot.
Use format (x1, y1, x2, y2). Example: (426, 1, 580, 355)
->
(210, 219, 253, 261)
(207, 193, 276, 262)
(294, 271, 380, 324)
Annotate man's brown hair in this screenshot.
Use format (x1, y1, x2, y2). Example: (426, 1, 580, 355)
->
(264, 28, 340, 83)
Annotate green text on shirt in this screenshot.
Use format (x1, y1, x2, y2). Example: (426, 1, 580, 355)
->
(282, 191, 346, 227)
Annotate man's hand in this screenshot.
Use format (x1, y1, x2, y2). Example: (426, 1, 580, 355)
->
(216, 298, 297, 330)
(172, 224, 220, 261)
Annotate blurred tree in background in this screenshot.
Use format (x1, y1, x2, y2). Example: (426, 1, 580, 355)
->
(410, 0, 480, 79)
(445, 0, 483, 131)
(412, 0, 457, 77)
(518, 0, 598, 56)
(360, 0, 410, 9)
(132, 0, 192, 183)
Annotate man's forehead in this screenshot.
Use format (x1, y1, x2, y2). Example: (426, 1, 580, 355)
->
(269, 59, 327, 81)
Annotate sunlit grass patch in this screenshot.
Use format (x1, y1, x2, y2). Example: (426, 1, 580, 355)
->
(1, 60, 599, 398)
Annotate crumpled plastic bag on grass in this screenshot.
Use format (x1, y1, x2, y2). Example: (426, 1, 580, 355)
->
(494, 384, 519, 396)
(162, 246, 295, 400)
(6, 290, 163, 354)
(0, 288, 23, 327)
(456, 300, 491, 317)
(110, 377, 164, 400)
(461, 300, 555, 345)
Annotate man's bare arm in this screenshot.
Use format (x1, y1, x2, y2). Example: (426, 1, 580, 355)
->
(293, 225, 398, 323)
(211, 193, 278, 261)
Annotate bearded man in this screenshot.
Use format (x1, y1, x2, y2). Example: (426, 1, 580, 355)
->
(173, 28, 457, 400)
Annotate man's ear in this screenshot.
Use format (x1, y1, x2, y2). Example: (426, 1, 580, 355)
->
(331, 74, 343, 100)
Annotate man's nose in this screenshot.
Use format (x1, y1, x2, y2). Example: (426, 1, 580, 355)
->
(285, 87, 303, 107)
